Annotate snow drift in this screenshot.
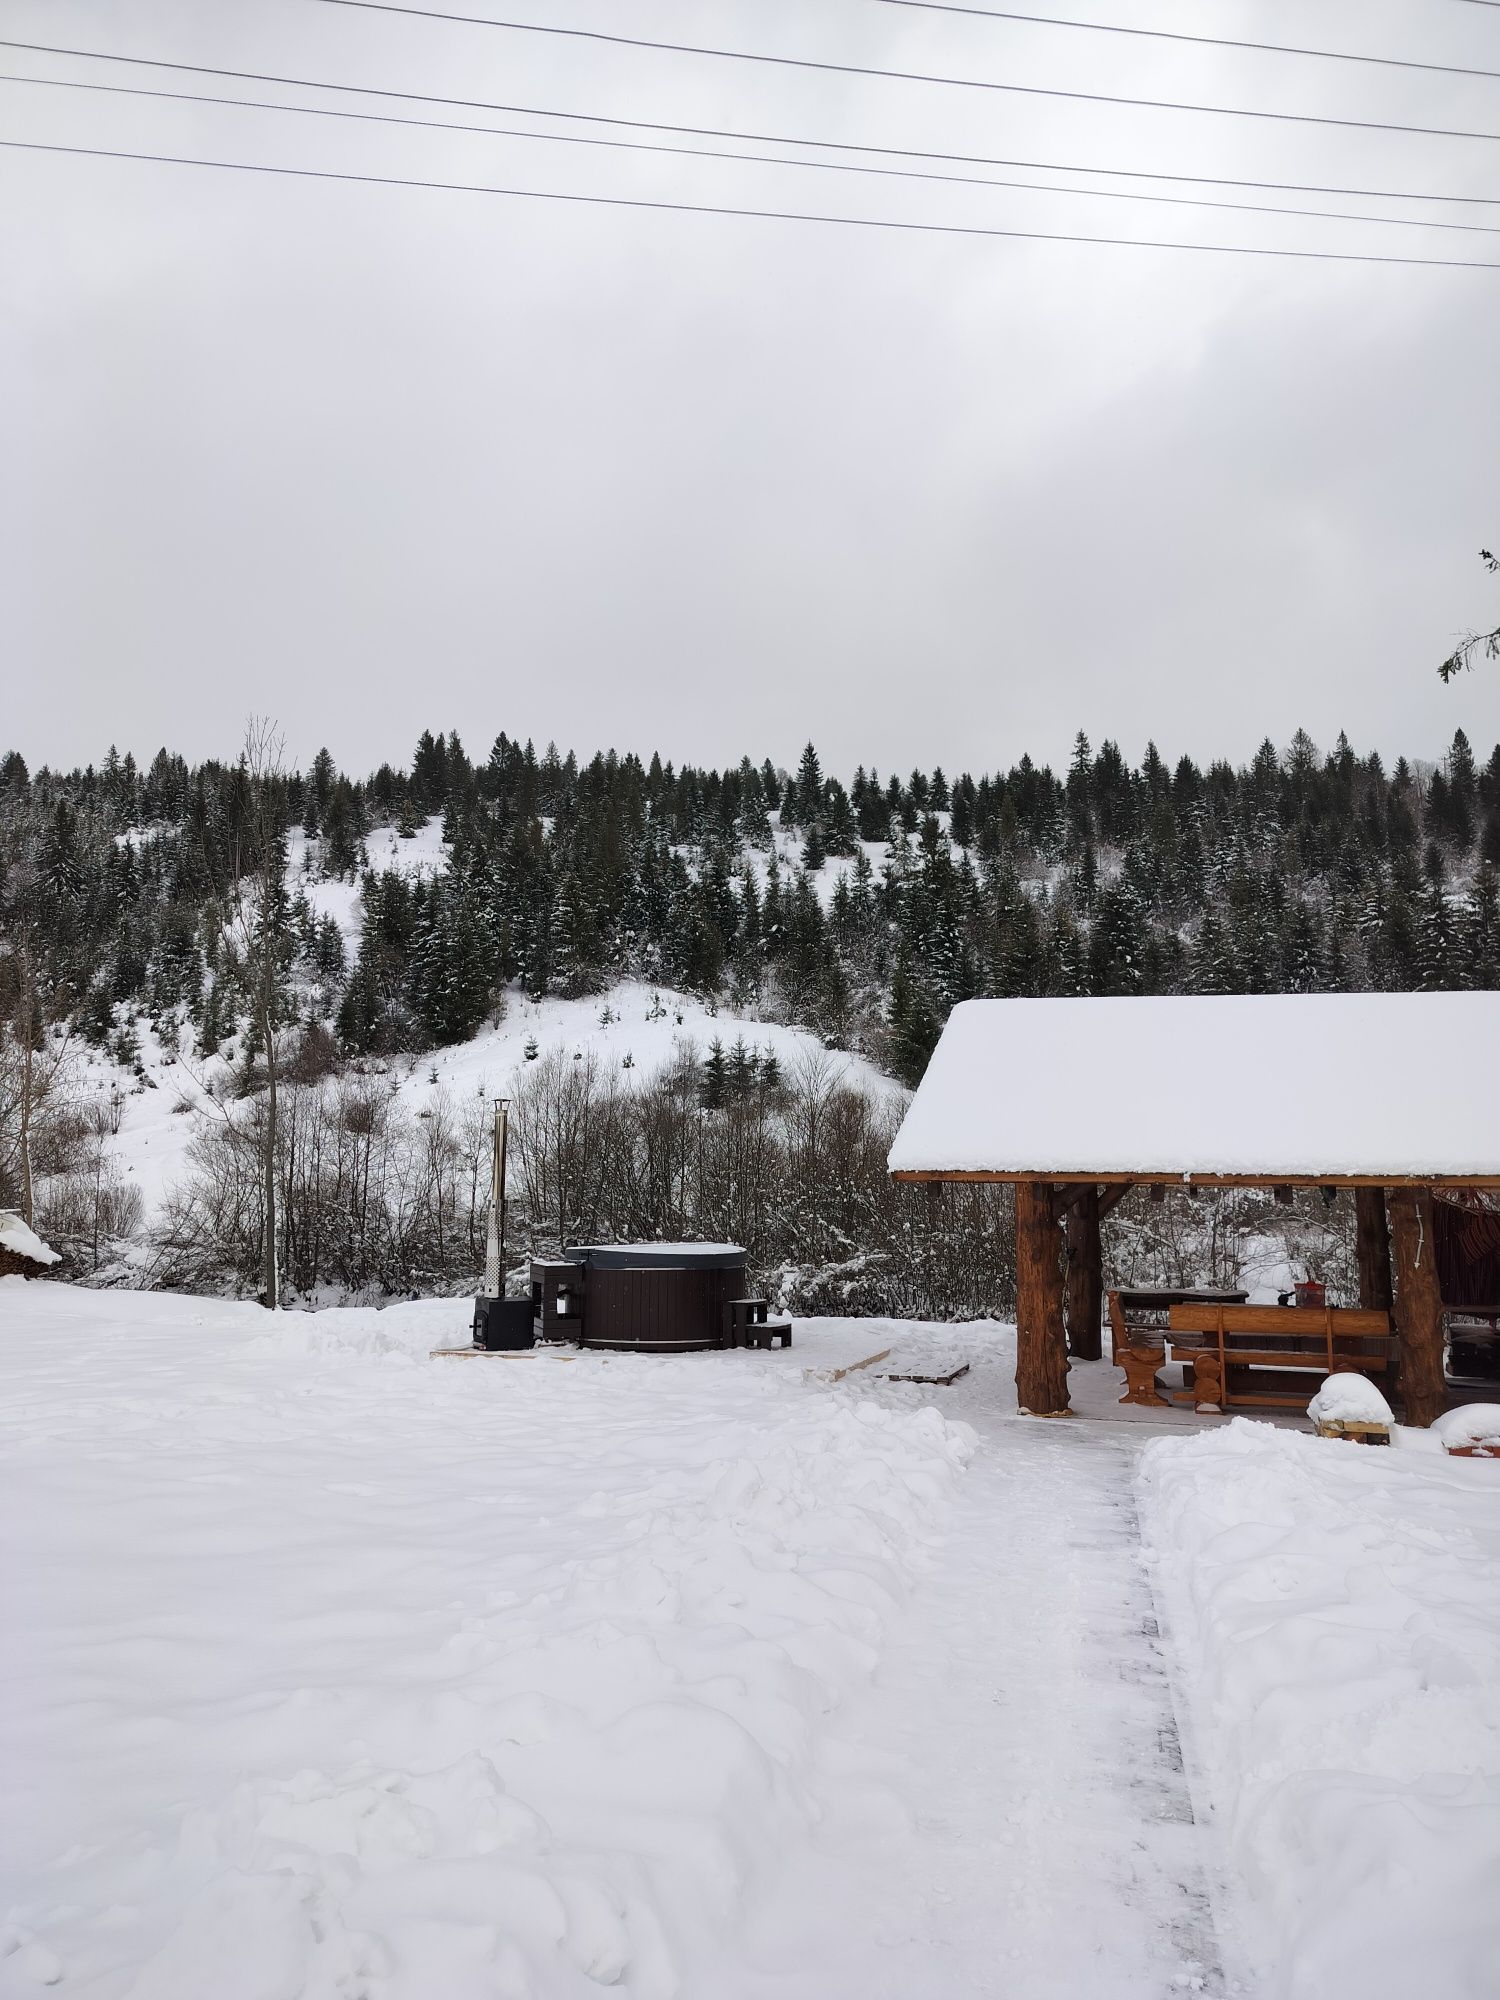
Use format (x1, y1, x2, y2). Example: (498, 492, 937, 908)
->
(1138, 1419, 1500, 2000)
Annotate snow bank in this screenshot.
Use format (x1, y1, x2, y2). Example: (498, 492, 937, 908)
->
(1138, 1420, 1500, 2000)
(0, 1287, 973, 1998)
(1306, 1373, 1393, 1427)
(1433, 1403, 1500, 1454)
(0, 1210, 60, 1266)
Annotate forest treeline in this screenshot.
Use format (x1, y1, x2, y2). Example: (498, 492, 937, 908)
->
(0, 723, 1495, 1306)
(2, 723, 1498, 1101)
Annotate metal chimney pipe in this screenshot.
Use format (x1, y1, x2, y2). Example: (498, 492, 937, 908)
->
(484, 1097, 510, 1296)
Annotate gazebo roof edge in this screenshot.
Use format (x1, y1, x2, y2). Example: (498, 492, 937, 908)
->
(891, 1169, 1500, 1189)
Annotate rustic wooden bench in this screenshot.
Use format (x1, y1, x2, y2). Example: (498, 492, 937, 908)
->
(1109, 1288, 1246, 1407)
(1166, 1302, 1394, 1413)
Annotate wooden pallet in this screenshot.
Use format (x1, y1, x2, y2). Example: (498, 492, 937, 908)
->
(429, 1345, 573, 1360)
(881, 1362, 971, 1387)
(1313, 1418, 1392, 1445)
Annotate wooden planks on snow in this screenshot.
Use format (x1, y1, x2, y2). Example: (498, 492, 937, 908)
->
(880, 1362, 971, 1387)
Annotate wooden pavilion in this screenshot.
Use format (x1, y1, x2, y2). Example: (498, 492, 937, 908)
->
(886, 992, 1500, 1425)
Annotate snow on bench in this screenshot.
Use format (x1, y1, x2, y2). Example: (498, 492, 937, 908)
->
(1308, 1371, 1394, 1443)
(1432, 1403, 1500, 1458)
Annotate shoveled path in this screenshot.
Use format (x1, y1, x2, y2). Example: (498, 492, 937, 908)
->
(723, 1345, 1240, 1998)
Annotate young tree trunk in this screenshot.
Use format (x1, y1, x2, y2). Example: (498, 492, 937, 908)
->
(262, 1038, 279, 1309)
(1015, 1179, 1070, 1415)
(257, 819, 280, 1312)
(1354, 1187, 1393, 1311)
(19, 1029, 34, 1229)
(1389, 1185, 1445, 1428)
(1064, 1185, 1103, 1361)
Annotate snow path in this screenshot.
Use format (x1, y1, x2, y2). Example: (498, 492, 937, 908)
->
(717, 1379, 1232, 1998)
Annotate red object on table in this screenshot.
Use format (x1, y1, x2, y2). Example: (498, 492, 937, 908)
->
(1295, 1279, 1326, 1311)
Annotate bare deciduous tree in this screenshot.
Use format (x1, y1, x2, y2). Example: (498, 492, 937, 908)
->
(198, 718, 292, 1308)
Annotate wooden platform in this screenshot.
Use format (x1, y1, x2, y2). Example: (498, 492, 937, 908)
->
(430, 1345, 572, 1360)
(881, 1362, 971, 1387)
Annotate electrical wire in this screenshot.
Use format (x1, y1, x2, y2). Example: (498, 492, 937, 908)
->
(7, 136, 1500, 269)
(6, 40, 1498, 211)
(300, 0, 1500, 146)
(869, 0, 1500, 84)
(10, 71, 1500, 236)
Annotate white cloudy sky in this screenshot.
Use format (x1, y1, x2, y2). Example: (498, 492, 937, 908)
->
(4, 0, 1499, 778)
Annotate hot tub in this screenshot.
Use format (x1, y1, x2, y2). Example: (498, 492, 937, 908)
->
(531, 1243, 748, 1352)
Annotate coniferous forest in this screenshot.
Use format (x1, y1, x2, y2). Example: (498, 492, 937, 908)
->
(3, 726, 1498, 1080)
(2, 725, 1497, 1304)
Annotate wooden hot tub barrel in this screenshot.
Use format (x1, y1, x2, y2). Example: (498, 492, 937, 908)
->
(531, 1243, 748, 1352)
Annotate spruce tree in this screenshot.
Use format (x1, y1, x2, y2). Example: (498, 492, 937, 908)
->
(1467, 863, 1500, 987)
(700, 1038, 728, 1110)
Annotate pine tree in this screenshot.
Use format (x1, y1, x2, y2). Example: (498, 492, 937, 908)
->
(1281, 900, 1328, 993)
(1467, 863, 1500, 987)
(1190, 911, 1236, 995)
(886, 957, 942, 1086)
(1416, 876, 1456, 990)
(788, 742, 822, 828)
(726, 1036, 754, 1100)
(700, 1038, 728, 1109)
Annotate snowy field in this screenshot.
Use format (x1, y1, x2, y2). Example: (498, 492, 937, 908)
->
(4, 1283, 1498, 1997)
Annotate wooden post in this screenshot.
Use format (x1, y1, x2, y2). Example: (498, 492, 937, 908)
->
(1389, 1186, 1445, 1428)
(1354, 1187, 1393, 1312)
(1065, 1186, 1103, 1362)
(1016, 1179, 1070, 1415)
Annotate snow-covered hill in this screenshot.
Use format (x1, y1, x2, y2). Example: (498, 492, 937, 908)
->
(69, 976, 896, 1245)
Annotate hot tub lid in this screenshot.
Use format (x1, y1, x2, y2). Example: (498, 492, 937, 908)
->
(566, 1241, 747, 1271)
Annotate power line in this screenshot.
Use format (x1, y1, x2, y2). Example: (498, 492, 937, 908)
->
(7, 40, 1499, 212)
(872, 0, 1500, 84)
(302, 0, 1500, 145)
(12, 71, 1500, 237)
(7, 136, 1500, 269)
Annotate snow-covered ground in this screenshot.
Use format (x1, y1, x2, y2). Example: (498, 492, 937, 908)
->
(3, 1287, 1232, 1998)
(1140, 1420, 1500, 2000)
(7, 1283, 1496, 1997)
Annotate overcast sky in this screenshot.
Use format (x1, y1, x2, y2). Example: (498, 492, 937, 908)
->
(4, 0, 1499, 780)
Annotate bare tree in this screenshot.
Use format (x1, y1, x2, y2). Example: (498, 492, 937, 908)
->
(201, 718, 291, 1308)
(0, 904, 78, 1228)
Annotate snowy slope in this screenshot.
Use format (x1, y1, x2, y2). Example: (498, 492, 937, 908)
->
(70, 980, 895, 1239)
(1139, 1420, 1500, 2000)
(63, 818, 900, 1235)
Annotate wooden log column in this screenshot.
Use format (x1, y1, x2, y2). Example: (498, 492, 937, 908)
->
(1064, 1186, 1103, 1362)
(1016, 1179, 1070, 1415)
(1389, 1185, 1446, 1428)
(1355, 1187, 1394, 1312)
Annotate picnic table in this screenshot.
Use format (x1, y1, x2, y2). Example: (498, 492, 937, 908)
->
(1109, 1286, 1394, 1413)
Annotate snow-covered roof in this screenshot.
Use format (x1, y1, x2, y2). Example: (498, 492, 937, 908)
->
(887, 993, 1500, 1183)
(0, 1211, 61, 1266)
